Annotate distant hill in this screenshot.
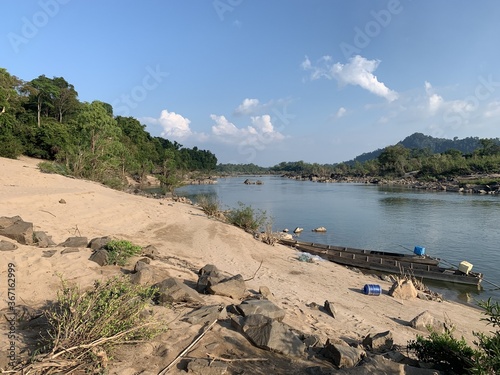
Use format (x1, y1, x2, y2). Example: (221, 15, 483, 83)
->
(349, 133, 495, 164)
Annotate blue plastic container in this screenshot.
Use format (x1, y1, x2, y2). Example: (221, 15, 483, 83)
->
(363, 284, 381, 296)
(414, 246, 426, 256)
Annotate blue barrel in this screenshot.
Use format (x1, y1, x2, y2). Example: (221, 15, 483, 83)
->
(363, 284, 381, 296)
(414, 246, 426, 256)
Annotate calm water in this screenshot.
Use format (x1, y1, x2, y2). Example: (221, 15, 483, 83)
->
(175, 175, 500, 305)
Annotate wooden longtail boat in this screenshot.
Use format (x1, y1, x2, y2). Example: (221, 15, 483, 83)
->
(279, 239, 440, 266)
(280, 239, 483, 287)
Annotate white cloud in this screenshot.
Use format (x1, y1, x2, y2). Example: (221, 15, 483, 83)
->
(424, 81, 475, 117)
(425, 81, 444, 114)
(140, 109, 192, 139)
(335, 107, 347, 118)
(210, 114, 285, 145)
(234, 98, 260, 115)
(484, 100, 500, 118)
(302, 54, 398, 102)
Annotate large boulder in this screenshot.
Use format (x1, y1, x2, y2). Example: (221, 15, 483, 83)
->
(207, 274, 246, 300)
(196, 264, 224, 293)
(410, 311, 445, 333)
(0, 240, 17, 251)
(321, 339, 365, 368)
(0, 216, 34, 245)
(236, 299, 286, 322)
(155, 277, 204, 306)
(33, 231, 56, 248)
(241, 314, 305, 357)
(362, 331, 393, 353)
(89, 249, 109, 266)
(182, 304, 226, 325)
(88, 236, 112, 251)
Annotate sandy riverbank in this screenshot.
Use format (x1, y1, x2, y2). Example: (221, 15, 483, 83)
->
(0, 156, 490, 373)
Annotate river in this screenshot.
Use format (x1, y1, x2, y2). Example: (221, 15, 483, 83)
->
(175, 175, 500, 305)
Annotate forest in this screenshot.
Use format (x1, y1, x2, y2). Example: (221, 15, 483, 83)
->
(0, 67, 217, 190)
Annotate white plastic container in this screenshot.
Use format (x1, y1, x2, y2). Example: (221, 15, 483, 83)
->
(459, 261, 473, 274)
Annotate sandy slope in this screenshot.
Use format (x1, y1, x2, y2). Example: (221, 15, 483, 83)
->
(0, 157, 490, 373)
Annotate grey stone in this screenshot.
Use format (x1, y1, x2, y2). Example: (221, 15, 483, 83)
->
(0, 216, 33, 245)
(42, 250, 57, 258)
(186, 358, 228, 375)
(156, 277, 204, 306)
(88, 236, 112, 251)
(130, 264, 169, 286)
(335, 355, 440, 374)
(61, 248, 80, 254)
(142, 244, 159, 260)
(410, 311, 445, 333)
(362, 331, 393, 352)
(324, 300, 336, 318)
(208, 274, 246, 299)
(59, 236, 88, 248)
(134, 259, 151, 272)
(242, 314, 305, 357)
(197, 264, 224, 293)
(236, 299, 286, 322)
(259, 285, 273, 300)
(33, 231, 56, 248)
(59, 199, 66, 204)
(182, 304, 225, 325)
(321, 340, 365, 368)
(89, 249, 109, 266)
(0, 240, 17, 251)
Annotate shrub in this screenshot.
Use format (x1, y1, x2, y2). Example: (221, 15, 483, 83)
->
(473, 298, 500, 374)
(407, 326, 476, 373)
(226, 202, 267, 233)
(23, 276, 165, 373)
(196, 194, 221, 217)
(104, 239, 142, 266)
(38, 161, 70, 176)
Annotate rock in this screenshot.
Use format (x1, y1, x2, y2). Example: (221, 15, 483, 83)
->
(0, 240, 17, 251)
(236, 299, 286, 322)
(141, 244, 159, 260)
(134, 258, 151, 272)
(388, 279, 418, 300)
(58, 236, 88, 248)
(283, 228, 289, 233)
(312, 226, 327, 232)
(242, 314, 305, 356)
(155, 277, 204, 306)
(243, 179, 255, 185)
(208, 274, 246, 300)
(324, 300, 336, 318)
(256, 180, 263, 185)
(335, 355, 439, 375)
(362, 331, 393, 352)
(33, 231, 56, 248)
(187, 358, 228, 375)
(0, 216, 34, 245)
(42, 250, 57, 258)
(197, 264, 224, 293)
(59, 198, 66, 204)
(88, 236, 112, 251)
(293, 227, 304, 233)
(320, 339, 365, 368)
(89, 249, 109, 266)
(61, 248, 80, 254)
(410, 311, 445, 333)
(182, 304, 226, 325)
(259, 286, 273, 300)
(130, 267, 155, 285)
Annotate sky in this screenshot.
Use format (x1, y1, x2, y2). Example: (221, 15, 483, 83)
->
(2, 1, 500, 166)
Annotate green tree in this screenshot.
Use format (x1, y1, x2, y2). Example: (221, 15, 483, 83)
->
(378, 145, 410, 176)
(52, 77, 79, 123)
(27, 75, 59, 127)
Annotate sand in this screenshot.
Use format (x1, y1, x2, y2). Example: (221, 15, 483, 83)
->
(0, 156, 490, 374)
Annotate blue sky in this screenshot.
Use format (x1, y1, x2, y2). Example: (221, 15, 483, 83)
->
(2, 1, 500, 166)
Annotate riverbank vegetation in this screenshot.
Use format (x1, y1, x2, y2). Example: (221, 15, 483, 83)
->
(0, 68, 217, 191)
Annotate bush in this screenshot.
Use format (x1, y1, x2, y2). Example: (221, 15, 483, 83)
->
(196, 194, 221, 217)
(23, 276, 165, 373)
(38, 161, 70, 176)
(473, 298, 500, 374)
(407, 326, 476, 373)
(104, 239, 142, 266)
(226, 202, 267, 233)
